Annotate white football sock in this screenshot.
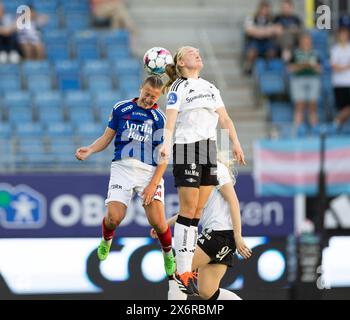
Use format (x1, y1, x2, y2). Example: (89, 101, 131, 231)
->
(188, 225, 198, 270)
(168, 280, 187, 300)
(174, 221, 190, 274)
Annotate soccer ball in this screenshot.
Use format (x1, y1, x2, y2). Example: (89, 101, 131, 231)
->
(143, 47, 173, 75)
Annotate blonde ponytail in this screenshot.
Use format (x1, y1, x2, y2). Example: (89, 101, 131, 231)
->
(163, 63, 178, 94)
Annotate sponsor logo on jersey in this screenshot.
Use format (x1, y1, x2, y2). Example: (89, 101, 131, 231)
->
(167, 92, 177, 105)
(0, 184, 46, 229)
(186, 178, 197, 184)
(123, 120, 153, 143)
(121, 105, 133, 113)
(150, 110, 159, 121)
(189, 89, 195, 94)
(132, 112, 148, 118)
(186, 93, 214, 104)
(216, 246, 232, 261)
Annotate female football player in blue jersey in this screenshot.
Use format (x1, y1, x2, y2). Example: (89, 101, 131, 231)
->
(75, 76, 175, 277)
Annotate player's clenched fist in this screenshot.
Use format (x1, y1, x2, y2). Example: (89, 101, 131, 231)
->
(75, 147, 93, 161)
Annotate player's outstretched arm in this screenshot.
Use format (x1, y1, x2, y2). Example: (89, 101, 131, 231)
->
(219, 183, 252, 260)
(75, 127, 116, 161)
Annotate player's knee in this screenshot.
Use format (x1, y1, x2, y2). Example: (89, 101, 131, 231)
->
(106, 212, 124, 227)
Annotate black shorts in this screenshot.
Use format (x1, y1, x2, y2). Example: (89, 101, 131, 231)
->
(334, 87, 350, 111)
(173, 139, 218, 188)
(197, 229, 236, 268)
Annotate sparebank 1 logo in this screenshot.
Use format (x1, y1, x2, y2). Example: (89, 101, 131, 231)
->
(0, 184, 46, 229)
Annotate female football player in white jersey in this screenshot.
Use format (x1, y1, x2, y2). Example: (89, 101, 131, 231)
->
(151, 154, 252, 300)
(159, 46, 246, 295)
(75, 76, 176, 278)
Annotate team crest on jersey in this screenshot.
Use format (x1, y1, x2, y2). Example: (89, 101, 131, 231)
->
(167, 92, 177, 105)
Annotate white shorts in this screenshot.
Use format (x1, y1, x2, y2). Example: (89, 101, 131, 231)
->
(105, 158, 165, 207)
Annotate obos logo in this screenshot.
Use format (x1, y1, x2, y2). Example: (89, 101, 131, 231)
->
(0, 184, 46, 229)
(167, 92, 177, 105)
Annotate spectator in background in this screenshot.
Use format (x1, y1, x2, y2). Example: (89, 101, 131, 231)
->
(289, 33, 321, 128)
(331, 27, 350, 129)
(0, 2, 21, 63)
(90, 0, 137, 35)
(274, 0, 302, 62)
(244, 0, 280, 75)
(17, 5, 48, 60)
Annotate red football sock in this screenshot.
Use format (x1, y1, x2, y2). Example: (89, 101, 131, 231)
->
(157, 225, 172, 253)
(102, 218, 116, 241)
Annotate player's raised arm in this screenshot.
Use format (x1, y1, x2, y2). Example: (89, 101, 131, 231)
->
(75, 127, 116, 161)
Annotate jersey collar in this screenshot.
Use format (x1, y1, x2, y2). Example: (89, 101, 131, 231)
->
(132, 97, 158, 110)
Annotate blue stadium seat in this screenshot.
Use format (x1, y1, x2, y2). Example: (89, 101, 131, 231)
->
(114, 58, 141, 76)
(46, 43, 71, 61)
(69, 107, 95, 124)
(118, 75, 141, 92)
(22, 61, 51, 76)
(26, 74, 53, 93)
(0, 64, 20, 76)
(15, 123, 44, 137)
(87, 75, 113, 92)
(46, 122, 74, 137)
(0, 75, 21, 93)
(65, 14, 90, 31)
(75, 122, 104, 137)
(269, 102, 293, 123)
(34, 91, 62, 109)
(259, 72, 286, 95)
(65, 91, 92, 109)
(38, 107, 65, 123)
(44, 14, 60, 29)
(54, 60, 81, 91)
(94, 91, 123, 120)
(18, 139, 46, 154)
(76, 44, 100, 61)
(121, 89, 139, 100)
(82, 60, 110, 77)
(0, 123, 12, 138)
(8, 107, 33, 124)
(3, 92, 31, 109)
(99, 30, 130, 48)
(43, 29, 69, 45)
(106, 44, 131, 60)
(61, 0, 89, 14)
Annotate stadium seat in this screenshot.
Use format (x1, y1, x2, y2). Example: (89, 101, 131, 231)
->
(15, 123, 45, 137)
(8, 107, 33, 124)
(259, 72, 286, 96)
(94, 91, 123, 121)
(114, 58, 141, 76)
(118, 75, 141, 93)
(0, 64, 20, 76)
(99, 30, 130, 48)
(75, 122, 104, 137)
(37, 107, 65, 123)
(3, 91, 31, 109)
(0, 75, 21, 93)
(26, 74, 53, 93)
(65, 91, 92, 109)
(46, 122, 74, 137)
(22, 61, 51, 77)
(64, 14, 90, 31)
(69, 107, 95, 124)
(46, 43, 71, 61)
(0, 123, 11, 139)
(87, 75, 113, 92)
(81, 60, 110, 77)
(43, 30, 69, 45)
(106, 44, 131, 60)
(269, 102, 293, 124)
(34, 91, 62, 109)
(54, 60, 81, 91)
(18, 139, 46, 154)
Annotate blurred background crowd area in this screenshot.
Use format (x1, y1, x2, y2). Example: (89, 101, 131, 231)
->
(0, 0, 349, 172)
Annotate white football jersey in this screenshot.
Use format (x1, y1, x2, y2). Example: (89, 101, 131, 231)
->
(200, 162, 235, 231)
(166, 77, 225, 144)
